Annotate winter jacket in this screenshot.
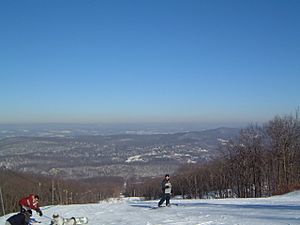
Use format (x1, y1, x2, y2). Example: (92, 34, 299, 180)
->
(6, 212, 30, 225)
(19, 194, 40, 212)
(161, 179, 172, 194)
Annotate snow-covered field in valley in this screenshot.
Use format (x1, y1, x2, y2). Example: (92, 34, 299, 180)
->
(1, 191, 300, 225)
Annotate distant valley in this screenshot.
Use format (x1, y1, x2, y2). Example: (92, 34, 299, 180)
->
(0, 127, 240, 178)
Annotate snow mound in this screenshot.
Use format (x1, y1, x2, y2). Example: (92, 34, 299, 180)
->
(1, 194, 299, 225)
(271, 190, 300, 200)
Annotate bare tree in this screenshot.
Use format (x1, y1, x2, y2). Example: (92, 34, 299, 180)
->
(266, 112, 300, 193)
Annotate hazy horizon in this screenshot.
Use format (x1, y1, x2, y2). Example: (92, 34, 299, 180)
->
(1, 1, 299, 124)
(0, 121, 245, 132)
(0, 121, 244, 140)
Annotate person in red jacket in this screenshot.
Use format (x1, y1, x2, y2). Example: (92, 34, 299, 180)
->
(19, 194, 43, 216)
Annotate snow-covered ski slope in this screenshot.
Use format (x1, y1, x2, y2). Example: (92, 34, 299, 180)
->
(1, 191, 300, 225)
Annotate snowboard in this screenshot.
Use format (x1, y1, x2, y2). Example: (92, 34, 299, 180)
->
(73, 216, 88, 224)
(51, 216, 89, 225)
(130, 203, 178, 210)
(152, 203, 179, 209)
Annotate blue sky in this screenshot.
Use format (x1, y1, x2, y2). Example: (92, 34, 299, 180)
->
(0, 0, 299, 125)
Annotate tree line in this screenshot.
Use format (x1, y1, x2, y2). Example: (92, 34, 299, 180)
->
(125, 111, 300, 199)
(0, 169, 124, 216)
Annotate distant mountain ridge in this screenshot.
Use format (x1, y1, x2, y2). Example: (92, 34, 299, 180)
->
(0, 127, 240, 178)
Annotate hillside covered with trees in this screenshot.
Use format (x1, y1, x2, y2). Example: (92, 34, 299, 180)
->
(126, 111, 300, 199)
(0, 170, 123, 216)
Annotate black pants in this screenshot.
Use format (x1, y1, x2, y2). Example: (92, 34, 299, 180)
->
(158, 193, 170, 206)
(20, 204, 25, 213)
(19, 204, 29, 213)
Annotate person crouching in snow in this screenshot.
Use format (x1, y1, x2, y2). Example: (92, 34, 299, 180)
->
(5, 210, 32, 225)
(158, 174, 172, 207)
(19, 194, 43, 217)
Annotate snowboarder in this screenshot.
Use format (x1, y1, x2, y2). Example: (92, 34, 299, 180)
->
(158, 174, 172, 207)
(5, 210, 32, 225)
(50, 214, 88, 225)
(19, 194, 43, 217)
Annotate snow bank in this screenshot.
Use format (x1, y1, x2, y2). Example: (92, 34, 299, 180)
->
(1, 192, 300, 225)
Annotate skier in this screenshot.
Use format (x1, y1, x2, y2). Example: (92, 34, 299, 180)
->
(158, 174, 172, 207)
(5, 210, 32, 225)
(19, 194, 43, 217)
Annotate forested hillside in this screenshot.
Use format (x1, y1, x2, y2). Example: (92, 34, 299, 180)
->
(0, 169, 123, 216)
(126, 112, 300, 199)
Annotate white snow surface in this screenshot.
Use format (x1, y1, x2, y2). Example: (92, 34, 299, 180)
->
(1, 191, 300, 225)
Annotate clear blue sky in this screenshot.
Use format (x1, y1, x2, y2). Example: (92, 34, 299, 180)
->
(0, 0, 299, 125)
